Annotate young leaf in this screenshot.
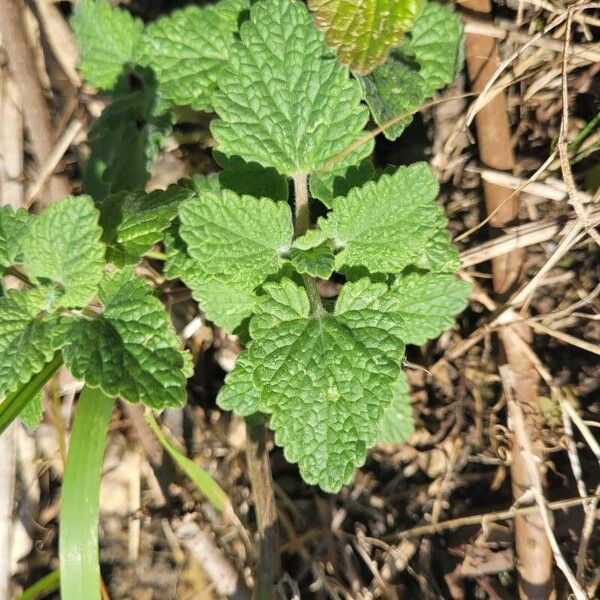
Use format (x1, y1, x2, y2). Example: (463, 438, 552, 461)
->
(360, 54, 426, 141)
(22, 197, 105, 309)
(386, 272, 470, 345)
(83, 73, 173, 200)
(378, 369, 413, 444)
(211, 0, 372, 177)
(401, 1, 464, 96)
(63, 270, 190, 409)
(178, 189, 293, 291)
(249, 278, 405, 492)
(137, 0, 249, 111)
(0, 288, 67, 399)
(217, 351, 261, 417)
(71, 0, 143, 90)
(288, 245, 335, 279)
(308, 0, 421, 75)
(0, 206, 29, 272)
(319, 163, 453, 274)
(98, 184, 192, 265)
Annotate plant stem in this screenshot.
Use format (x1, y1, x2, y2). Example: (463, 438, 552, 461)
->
(245, 418, 280, 600)
(60, 386, 114, 600)
(292, 172, 309, 238)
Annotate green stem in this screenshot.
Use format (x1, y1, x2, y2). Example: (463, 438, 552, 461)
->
(0, 352, 62, 435)
(17, 570, 60, 600)
(59, 386, 114, 600)
(569, 112, 600, 154)
(292, 172, 310, 238)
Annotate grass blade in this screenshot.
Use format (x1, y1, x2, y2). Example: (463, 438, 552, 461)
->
(145, 412, 228, 512)
(59, 386, 114, 600)
(0, 352, 62, 435)
(17, 570, 60, 600)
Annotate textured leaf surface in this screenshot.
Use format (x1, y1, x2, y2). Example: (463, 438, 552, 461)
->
(23, 197, 105, 309)
(401, 1, 463, 95)
(0, 288, 67, 399)
(289, 245, 335, 279)
(137, 0, 249, 111)
(71, 0, 143, 90)
(378, 369, 413, 444)
(308, 0, 421, 74)
(99, 185, 192, 265)
(63, 270, 189, 409)
(360, 55, 426, 140)
(83, 76, 172, 200)
(319, 163, 453, 274)
(211, 0, 372, 176)
(20, 392, 43, 429)
(387, 272, 470, 344)
(309, 160, 375, 208)
(0, 206, 28, 271)
(179, 189, 293, 291)
(217, 351, 260, 417)
(249, 278, 405, 492)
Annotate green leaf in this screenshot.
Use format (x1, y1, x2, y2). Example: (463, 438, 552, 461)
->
(179, 188, 293, 291)
(63, 270, 190, 409)
(309, 160, 375, 208)
(289, 244, 335, 279)
(401, 1, 464, 96)
(217, 351, 260, 417)
(60, 385, 114, 600)
(319, 163, 454, 274)
(378, 369, 413, 444)
(386, 271, 470, 345)
(22, 196, 105, 309)
(0, 206, 29, 272)
(249, 278, 405, 492)
(71, 0, 143, 90)
(214, 153, 289, 202)
(211, 0, 372, 176)
(360, 54, 426, 141)
(83, 74, 173, 200)
(0, 288, 67, 399)
(137, 0, 249, 112)
(20, 392, 43, 429)
(308, 0, 421, 75)
(98, 184, 192, 265)
(16, 569, 60, 600)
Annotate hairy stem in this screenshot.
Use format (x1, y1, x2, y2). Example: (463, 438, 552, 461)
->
(292, 172, 309, 238)
(245, 418, 280, 599)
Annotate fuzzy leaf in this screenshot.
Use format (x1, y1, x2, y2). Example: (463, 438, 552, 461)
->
(0, 288, 67, 399)
(83, 74, 173, 200)
(378, 369, 413, 444)
(360, 55, 426, 140)
(71, 0, 143, 90)
(217, 351, 260, 417)
(99, 185, 192, 265)
(319, 163, 455, 274)
(63, 270, 189, 409)
(401, 1, 463, 96)
(179, 189, 293, 291)
(249, 278, 405, 492)
(309, 160, 375, 208)
(137, 0, 249, 111)
(0, 206, 29, 272)
(308, 0, 421, 75)
(386, 271, 470, 345)
(22, 197, 105, 309)
(211, 0, 372, 176)
(289, 245, 335, 279)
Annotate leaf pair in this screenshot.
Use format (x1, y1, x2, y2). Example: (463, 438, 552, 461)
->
(0, 198, 190, 421)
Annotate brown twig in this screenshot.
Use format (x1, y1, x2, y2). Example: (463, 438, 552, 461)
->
(245, 419, 280, 600)
(0, 0, 70, 205)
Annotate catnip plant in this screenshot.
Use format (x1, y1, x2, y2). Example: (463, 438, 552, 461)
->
(1, 0, 468, 520)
